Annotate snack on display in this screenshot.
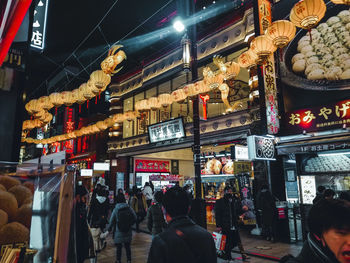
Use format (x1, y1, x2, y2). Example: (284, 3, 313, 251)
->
(291, 8, 350, 80)
(0, 176, 21, 190)
(0, 209, 8, 228)
(0, 190, 18, 220)
(0, 222, 30, 245)
(204, 159, 223, 175)
(304, 155, 350, 172)
(222, 159, 234, 174)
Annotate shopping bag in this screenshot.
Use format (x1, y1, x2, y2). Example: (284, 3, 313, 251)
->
(212, 232, 226, 251)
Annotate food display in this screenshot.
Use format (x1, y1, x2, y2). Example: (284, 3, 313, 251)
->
(304, 155, 350, 173)
(0, 176, 33, 246)
(202, 158, 223, 175)
(291, 9, 350, 80)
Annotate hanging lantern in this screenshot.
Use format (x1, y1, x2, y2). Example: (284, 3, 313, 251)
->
(23, 120, 35, 130)
(90, 70, 111, 91)
(25, 138, 34, 144)
(290, 0, 326, 30)
(330, 0, 350, 4)
(49, 92, 63, 108)
(124, 111, 137, 121)
(74, 130, 83, 138)
(104, 117, 115, 127)
(100, 45, 127, 75)
(43, 112, 53, 123)
(112, 113, 125, 123)
(203, 67, 224, 90)
(60, 91, 77, 107)
(38, 111, 50, 122)
(266, 20, 296, 49)
(79, 83, 95, 100)
(213, 56, 241, 81)
(181, 34, 191, 71)
(194, 81, 210, 95)
(96, 120, 108, 131)
(183, 84, 196, 98)
(25, 100, 35, 115)
(171, 88, 187, 103)
(139, 99, 150, 111)
(250, 35, 277, 64)
(90, 125, 99, 134)
(158, 93, 172, 107)
(67, 132, 76, 139)
(148, 97, 161, 110)
(30, 99, 42, 114)
(35, 110, 46, 120)
(38, 96, 54, 110)
(33, 119, 43, 128)
(238, 49, 258, 69)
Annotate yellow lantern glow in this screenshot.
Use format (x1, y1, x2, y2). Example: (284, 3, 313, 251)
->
(61, 91, 77, 106)
(250, 35, 277, 64)
(148, 97, 161, 110)
(194, 81, 210, 95)
(30, 99, 42, 114)
(104, 117, 115, 127)
(203, 67, 224, 90)
(290, 0, 326, 30)
(112, 113, 125, 123)
(213, 56, 240, 80)
(96, 120, 108, 131)
(171, 88, 187, 103)
(79, 83, 95, 100)
(158, 94, 173, 107)
(89, 70, 111, 92)
(124, 111, 137, 121)
(25, 100, 35, 115)
(72, 89, 86, 105)
(49, 92, 63, 107)
(38, 96, 54, 110)
(238, 50, 258, 69)
(266, 20, 296, 49)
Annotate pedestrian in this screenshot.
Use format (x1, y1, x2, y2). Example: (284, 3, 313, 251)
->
(215, 185, 248, 261)
(280, 199, 350, 263)
(143, 182, 154, 207)
(324, 189, 336, 200)
(256, 184, 276, 242)
(88, 185, 109, 252)
(313, 185, 325, 204)
(146, 191, 167, 237)
(147, 186, 217, 263)
(75, 184, 95, 263)
(107, 193, 137, 263)
(130, 187, 147, 232)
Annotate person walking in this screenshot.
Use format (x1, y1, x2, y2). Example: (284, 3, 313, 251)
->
(143, 182, 154, 208)
(130, 187, 147, 232)
(312, 185, 325, 204)
(147, 186, 217, 263)
(107, 193, 137, 263)
(146, 191, 167, 237)
(215, 185, 248, 261)
(256, 184, 277, 242)
(281, 199, 350, 263)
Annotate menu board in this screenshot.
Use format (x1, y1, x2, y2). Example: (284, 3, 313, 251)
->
(148, 118, 185, 143)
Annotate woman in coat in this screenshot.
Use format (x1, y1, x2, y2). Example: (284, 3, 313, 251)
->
(108, 193, 137, 263)
(130, 187, 147, 232)
(146, 191, 167, 237)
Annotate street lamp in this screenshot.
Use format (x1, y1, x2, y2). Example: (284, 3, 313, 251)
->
(173, 19, 185, 33)
(181, 34, 191, 71)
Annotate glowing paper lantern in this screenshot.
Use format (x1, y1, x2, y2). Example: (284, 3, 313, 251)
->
(238, 50, 258, 69)
(290, 0, 326, 30)
(61, 91, 77, 106)
(203, 67, 224, 90)
(250, 35, 277, 64)
(183, 84, 196, 98)
(38, 96, 54, 110)
(148, 97, 161, 110)
(89, 70, 111, 92)
(49, 92, 63, 107)
(96, 120, 108, 131)
(330, 0, 350, 4)
(171, 88, 187, 103)
(158, 93, 173, 107)
(266, 20, 296, 49)
(79, 83, 95, 100)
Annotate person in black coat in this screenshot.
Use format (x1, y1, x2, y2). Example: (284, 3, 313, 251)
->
(312, 185, 325, 204)
(147, 191, 167, 237)
(256, 184, 276, 242)
(147, 186, 217, 263)
(281, 199, 350, 263)
(214, 185, 247, 261)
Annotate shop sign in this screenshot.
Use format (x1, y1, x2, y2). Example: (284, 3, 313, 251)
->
(258, 0, 279, 134)
(80, 169, 93, 176)
(3, 47, 25, 71)
(234, 161, 251, 174)
(135, 159, 170, 172)
(149, 174, 181, 181)
(148, 117, 185, 143)
(285, 99, 350, 134)
(30, 0, 49, 50)
(300, 176, 316, 204)
(93, 162, 110, 171)
(63, 108, 74, 154)
(247, 135, 275, 160)
(231, 145, 249, 160)
(277, 141, 350, 155)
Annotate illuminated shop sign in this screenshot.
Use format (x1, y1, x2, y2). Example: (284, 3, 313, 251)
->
(30, 0, 49, 50)
(285, 99, 350, 134)
(247, 135, 275, 161)
(93, 162, 110, 171)
(62, 108, 75, 154)
(135, 159, 170, 173)
(81, 169, 93, 176)
(258, 0, 280, 135)
(148, 117, 185, 143)
(232, 145, 249, 160)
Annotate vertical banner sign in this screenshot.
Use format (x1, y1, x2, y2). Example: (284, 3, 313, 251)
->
(31, 0, 49, 50)
(258, 0, 280, 134)
(63, 108, 75, 154)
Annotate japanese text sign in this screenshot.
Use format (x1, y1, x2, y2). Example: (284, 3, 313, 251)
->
(31, 0, 49, 50)
(258, 0, 272, 34)
(135, 159, 170, 173)
(285, 99, 350, 134)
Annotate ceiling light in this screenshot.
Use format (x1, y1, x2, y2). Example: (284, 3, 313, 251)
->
(173, 20, 185, 33)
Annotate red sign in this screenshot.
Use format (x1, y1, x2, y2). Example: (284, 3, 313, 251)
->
(149, 174, 182, 181)
(63, 108, 75, 154)
(285, 99, 350, 134)
(135, 159, 170, 172)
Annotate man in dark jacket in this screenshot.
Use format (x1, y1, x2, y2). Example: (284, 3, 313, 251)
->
(215, 185, 247, 261)
(312, 185, 325, 204)
(147, 190, 167, 237)
(281, 199, 350, 263)
(147, 187, 217, 263)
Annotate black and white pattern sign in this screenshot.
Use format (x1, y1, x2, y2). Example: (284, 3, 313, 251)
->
(247, 135, 276, 161)
(30, 0, 49, 50)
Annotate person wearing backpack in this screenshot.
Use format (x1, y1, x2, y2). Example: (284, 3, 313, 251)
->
(107, 193, 137, 263)
(146, 191, 167, 237)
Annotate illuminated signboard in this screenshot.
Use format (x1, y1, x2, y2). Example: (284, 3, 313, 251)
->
(81, 169, 93, 177)
(285, 99, 350, 134)
(148, 118, 185, 143)
(30, 0, 49, 50)
(300, 176, 316, 204)
(93, 163, 110, 171)
(247, 135, 275, 161)
(233, 145, 249, 160)
(135, 159, 170, 173)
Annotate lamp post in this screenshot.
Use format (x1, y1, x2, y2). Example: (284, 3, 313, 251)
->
(175, 0, 206, 228)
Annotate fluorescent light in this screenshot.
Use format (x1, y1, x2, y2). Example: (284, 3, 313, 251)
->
(173, 20, 185, 32)
(286, 160, 296, 163)
(318, 152, 350, 156)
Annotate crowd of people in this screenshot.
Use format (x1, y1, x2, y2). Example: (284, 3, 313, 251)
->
(74, 179, 350, 263)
